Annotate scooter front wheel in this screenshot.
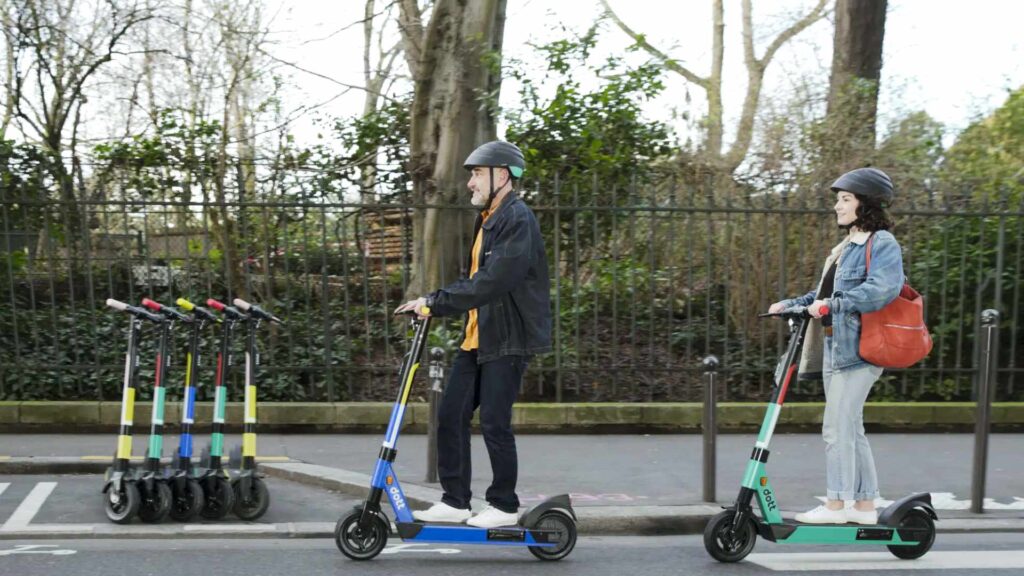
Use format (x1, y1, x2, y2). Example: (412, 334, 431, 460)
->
(137, 481, 173, 523)
(527, 510, 577, 561)
(888, 509, 935, 559)
(335, 509, 389, 561)
(169, 478, 205, 522)
(704, 510, 757, 562)
(199, 475, 235, 520)
(104, 481, 140, 524)
(233, 476, 270, 520)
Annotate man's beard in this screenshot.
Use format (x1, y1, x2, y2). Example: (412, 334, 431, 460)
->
(470, 189, 489, 207)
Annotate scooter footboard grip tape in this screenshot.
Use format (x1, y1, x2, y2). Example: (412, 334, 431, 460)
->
(207, 299, 225, 311)
(141, 298, 162, 311)
(107, 298, 128, 311)
(176, 298, 195, 311)
(233, 298, 251, 311)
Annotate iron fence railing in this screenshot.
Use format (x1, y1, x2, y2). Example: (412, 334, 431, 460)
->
(1, 182, 1021, 403)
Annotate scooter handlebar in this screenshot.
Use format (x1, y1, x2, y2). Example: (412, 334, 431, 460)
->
(758, 305, 830, 319)
(106, 298, 164, 323)
(141, 298, 189, 322)
(106, 298, 128, 312)
(206, 298, 245, 319)
(395, 306, 431, 317)
(233, 298, 284, 325)
(177, 298, 219, 323)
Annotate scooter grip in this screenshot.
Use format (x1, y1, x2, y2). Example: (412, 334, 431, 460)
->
(141, 298, 162, 312)
(233, 298, 251, 311)
(176, 298, 195, 311)
(820, 306, 831, 316)
(206, 298, 226, 311)
(106, 298, 128, 311)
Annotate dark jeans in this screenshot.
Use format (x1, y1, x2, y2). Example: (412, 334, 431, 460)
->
(437, 350, 527, 514)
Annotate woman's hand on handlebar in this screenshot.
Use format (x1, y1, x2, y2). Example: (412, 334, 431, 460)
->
(768, 301, 787, 314)
(394, 297, 430, 319)
(808, 299, 830, 318)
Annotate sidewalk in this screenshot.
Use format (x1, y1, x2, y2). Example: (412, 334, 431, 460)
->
(1, 432, 1021, 536)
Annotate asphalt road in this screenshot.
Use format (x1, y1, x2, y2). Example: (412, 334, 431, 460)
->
(1, 533, 1022, 576)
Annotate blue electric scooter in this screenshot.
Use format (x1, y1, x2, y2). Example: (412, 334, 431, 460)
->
(335, 311, 578, 561)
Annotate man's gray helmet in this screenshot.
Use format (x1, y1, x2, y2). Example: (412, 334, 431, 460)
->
(463, 141, 526, 179)
(830, 167, 894, 205)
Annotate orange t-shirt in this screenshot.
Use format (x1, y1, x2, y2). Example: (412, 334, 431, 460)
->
(460, 207, 493, 351)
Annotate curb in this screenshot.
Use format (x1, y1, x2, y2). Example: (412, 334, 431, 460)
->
(2, 401, 1022, 433)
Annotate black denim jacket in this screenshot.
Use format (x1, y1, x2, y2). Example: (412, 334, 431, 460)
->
(428, 192, 552, 363)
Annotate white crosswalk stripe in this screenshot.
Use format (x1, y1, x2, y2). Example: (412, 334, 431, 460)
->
(1, 482, 57, 531)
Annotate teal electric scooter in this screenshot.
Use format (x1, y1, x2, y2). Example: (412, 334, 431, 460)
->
(704, 305, 937, 562)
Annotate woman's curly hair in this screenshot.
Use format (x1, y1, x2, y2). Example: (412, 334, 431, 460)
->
(852, 194, 894, 232)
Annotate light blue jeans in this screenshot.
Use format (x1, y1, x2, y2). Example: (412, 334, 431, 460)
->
(822, 337, 883, 501)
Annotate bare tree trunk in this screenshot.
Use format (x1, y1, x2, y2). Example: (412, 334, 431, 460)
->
(358, 0, 401, 200)
(400, 0, 507, 298)
(0, 3, 13, 140)
(826, 0, 887, 169)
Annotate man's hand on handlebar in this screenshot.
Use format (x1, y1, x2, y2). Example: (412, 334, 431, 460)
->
(768, 301, 787, 314)
(394, 297, 430, 319)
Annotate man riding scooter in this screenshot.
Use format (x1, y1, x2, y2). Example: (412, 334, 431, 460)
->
(395, 140, 552, 529)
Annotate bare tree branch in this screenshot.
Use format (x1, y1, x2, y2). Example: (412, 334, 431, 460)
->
(760, 0, 830, 67)
(599, 0, 708, 88)
(724, 0, 829, 172)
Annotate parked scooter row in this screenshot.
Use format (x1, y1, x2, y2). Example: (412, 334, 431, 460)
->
(101, 296, 283, 524)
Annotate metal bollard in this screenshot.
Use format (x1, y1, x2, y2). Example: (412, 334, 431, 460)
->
(702, 355, 720, 503)
(425, 347, 445, 483)
(971, 309, 999, 513)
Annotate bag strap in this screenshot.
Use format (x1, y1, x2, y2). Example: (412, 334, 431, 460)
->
(864, 232, 875, 274)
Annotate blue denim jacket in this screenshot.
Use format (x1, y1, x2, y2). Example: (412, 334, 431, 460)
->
(783, 230, 904, 371)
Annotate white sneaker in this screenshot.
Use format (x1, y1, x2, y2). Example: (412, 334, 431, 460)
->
(846, 507, 878, 525)
(466, 506, 520, 528)
(794, 505, 847, 524)
(412, 502, 472, 523)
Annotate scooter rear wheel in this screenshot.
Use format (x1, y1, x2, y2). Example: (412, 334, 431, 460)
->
(104, 481, 140, 524)
(335, 509, 389, 560)
(137, 481, 173, 523)
(199, 475, 235, 520)
(887, 509, 935, 559)
(704, 510, 757, 562)
(169, 478, 205, 522)
(527, 510, 577, 561)
(233, 476, 270, 520)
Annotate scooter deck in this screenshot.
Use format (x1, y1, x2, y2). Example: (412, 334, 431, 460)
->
(395, 521, 560, 547)
(760, 520, 929, 545)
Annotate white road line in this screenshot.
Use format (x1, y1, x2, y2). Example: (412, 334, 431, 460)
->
(747, 550, 1024, 571)
(0, 482, 57, 531)
(0, 483, 9, 498)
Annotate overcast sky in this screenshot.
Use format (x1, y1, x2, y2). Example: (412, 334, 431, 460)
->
(265, 0, 1023, 149)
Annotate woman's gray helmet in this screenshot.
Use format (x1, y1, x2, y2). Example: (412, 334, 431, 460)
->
(463, 141, 526, 179)
(830, 167, 894, 205)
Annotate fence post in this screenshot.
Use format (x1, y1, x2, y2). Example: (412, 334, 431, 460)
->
(425, 346, 446, 483)
(703, 355, 720, 503)
(971, 309, 999, 513)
